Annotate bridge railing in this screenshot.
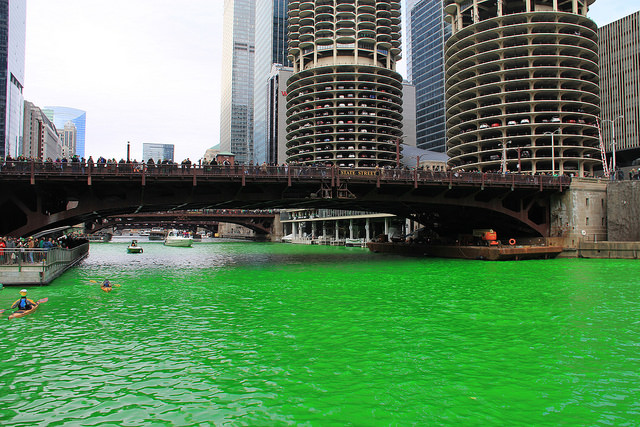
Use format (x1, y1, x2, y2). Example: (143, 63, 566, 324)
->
(0, 160, 571, 189)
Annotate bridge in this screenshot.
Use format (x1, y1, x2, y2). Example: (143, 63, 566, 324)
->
(94, 210, 277, 236)
(0, 160, 570, 238)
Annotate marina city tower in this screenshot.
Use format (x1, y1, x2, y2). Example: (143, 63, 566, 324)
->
(285, 0, 404, 167)
(444, 0, 600, 176)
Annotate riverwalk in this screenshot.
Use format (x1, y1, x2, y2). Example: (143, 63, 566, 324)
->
(0, 243, 89, 285)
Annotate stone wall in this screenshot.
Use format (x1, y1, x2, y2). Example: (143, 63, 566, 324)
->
(607, 181, 640, 241)
(550, 178, 608, 248)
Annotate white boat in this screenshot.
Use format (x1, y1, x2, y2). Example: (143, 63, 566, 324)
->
(345, 238, 365, 247)
(127, 240, 144, 253)
(164, 230, 193, 247)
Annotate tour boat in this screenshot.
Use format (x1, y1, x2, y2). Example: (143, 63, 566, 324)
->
(164, 230, 193, 247)
(127, 240, 143, 253)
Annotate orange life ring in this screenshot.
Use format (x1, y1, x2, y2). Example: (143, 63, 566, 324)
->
(508, 238, 516, 246)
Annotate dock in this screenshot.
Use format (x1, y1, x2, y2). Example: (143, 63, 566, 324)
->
(0, 243, 89, 285)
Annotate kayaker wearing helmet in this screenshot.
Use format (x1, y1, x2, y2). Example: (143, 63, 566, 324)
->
(11, 289, 36, 310)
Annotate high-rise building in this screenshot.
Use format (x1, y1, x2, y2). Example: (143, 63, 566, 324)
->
(220, 0, 256, 165)
(407, 0, 451, 152)
(253, 0, 291, 165)
(142, 143, 174, 163)
(402, 81, 417, 147)
(444, 0, 600, 177)
(58, 121, 77, 159)
(43, 107, 87, 158)
(23, 101, 62, 160)
(285, 0, 404, 168)
(0, 0, 26, 159)
(266, 64, 293, 165)
(598, 10, 640, 168)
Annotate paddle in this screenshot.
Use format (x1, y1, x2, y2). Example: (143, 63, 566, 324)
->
(1, 297, 48, 314)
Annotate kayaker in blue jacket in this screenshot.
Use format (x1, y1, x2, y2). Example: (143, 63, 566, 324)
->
(102, 279, 111, 288)
(11, 289, 36, 310)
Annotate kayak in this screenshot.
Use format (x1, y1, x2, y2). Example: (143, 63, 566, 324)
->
(8, 302, 39, 320)
(101, 285, 113, 292)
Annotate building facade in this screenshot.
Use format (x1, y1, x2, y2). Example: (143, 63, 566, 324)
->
(0, 0, 26, 159)
(407, 0, 451, 152)
(23, 101, 62, 160)
(253, 0, 291, 165)
(402, 81, 417, 147)
(220, 0, 256, 165)
(444, 0, 600, 176)
(142, 143, 175, 163)
(598, 11, 640, 168)
(266, 64, 293, 165)
(58, 121, 77, 159)
(43, 107, 87, 158)
(285, 0, 404, 168)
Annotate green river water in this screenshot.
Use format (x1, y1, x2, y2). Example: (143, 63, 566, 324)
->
(1, 240, 639, 426)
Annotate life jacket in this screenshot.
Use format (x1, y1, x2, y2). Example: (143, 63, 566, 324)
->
(18, 297, 32, 310)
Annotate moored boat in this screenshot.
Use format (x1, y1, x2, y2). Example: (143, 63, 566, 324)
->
(345, 238, 365, 247)
(87, 233, 112, 243)
(164, 230, 193, 247)
(127, 240, 143, 253)
(149, 228, 165, 241)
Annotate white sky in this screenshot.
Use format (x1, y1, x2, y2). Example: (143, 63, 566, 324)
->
(23, 0, 640, 162)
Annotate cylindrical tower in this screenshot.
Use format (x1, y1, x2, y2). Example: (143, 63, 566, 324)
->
(444, 0, 600, 176)
(285, 0, 404, 168)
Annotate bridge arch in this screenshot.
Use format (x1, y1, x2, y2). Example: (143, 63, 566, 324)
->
(0, 162, 569, 239)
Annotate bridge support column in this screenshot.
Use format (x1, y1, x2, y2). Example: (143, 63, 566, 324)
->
(312, 222, 317, 239)
(292, 222, 297, 239)
(323, 222, 327, 240)
(384, 218, 389, 237)
(365, 218, 370, 242)
(335, 220, 340, 241)
(349, 219, 354, 239)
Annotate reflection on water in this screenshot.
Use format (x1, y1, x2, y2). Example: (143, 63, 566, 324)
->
(1, 241, 639, 425)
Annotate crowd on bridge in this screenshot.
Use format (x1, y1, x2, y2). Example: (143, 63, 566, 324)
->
(0, 233, 88, 265)
(0, 154, 625, 180)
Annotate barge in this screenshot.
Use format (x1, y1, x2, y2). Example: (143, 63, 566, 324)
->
(367, 242, 563, 261)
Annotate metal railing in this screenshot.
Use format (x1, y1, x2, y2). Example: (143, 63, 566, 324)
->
(0, 159, 571, 190)
(0, 243, 89, 274)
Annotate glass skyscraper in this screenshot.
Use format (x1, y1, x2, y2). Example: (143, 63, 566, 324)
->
(0, 0, 26, 159)
(220, 0, 255, 165)
(407, 0, 450, 152)
(43, 106, 87, 158)
(253, 0, 290, 165)
(142, 143, 174, 163)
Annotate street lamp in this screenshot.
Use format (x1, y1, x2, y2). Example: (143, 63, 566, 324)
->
(602, 115, 624, 176)
(544, 129, 561, 175)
